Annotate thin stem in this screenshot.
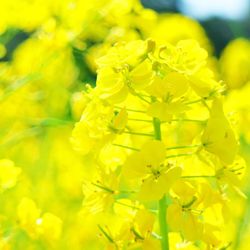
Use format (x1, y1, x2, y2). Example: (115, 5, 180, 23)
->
(153, 117, 161, 140)
(131, 227, 144, 240)
(128, 118, 152, 123)
(166, 144, 202, 150)
(166, 153, 193, 159)
(181, 175, 215, 179)
(170, 118, 206, 124)
(134, 92, 151, 104)
(115, 200, 140, 210)
(158, 195, 169, 250)
(115, 106, 146, 113)
(0, 127, 42, 151)
(153, 117, 169, 250)
(92, 183, 115, 194)
(28, 117, 74, 127)
(184, 98, 204, 105)
(152, 232, 162, 240)
(231, 173, 250, 250)
(118, 190, 137, 194)
(0, 74, 41, 103)
(112, 143, 139, 151)
(128, 118, 206, 124)
(97, 225, 115, 244)
(116, 200, 158, 214)
(123, 130, 153, 137)
(202, 99, 211, 112)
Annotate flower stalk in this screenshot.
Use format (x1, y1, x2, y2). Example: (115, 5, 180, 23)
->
(153, 117, 169, 250)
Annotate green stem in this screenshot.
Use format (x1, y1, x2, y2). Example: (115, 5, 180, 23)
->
(97, 225, 115, 244)
(166, 153, 193, 159)
(153, 117, 169, 250)
(158, 196, 169, 250)
(123, 130, 153, 137)
(27, 117, 74, 127)
(92, 182, 115, 194)
(128, 118, 206, 124)
(184, 98, 204, 105)
(171, 118, 206, 124)
(0, 74, 41, 103)
(166, 144, 201, 150)
(181, 175, 215, 179)
(0, 127, 42, 151)
(134, 91, 151, 104)
(112, 143, 139, 151)
(128, 118, 152, 123)
(153, 117, 161, 140)
(202, 99, 211, 112)
(115, 106, 146, 113)
(114, 200, 140, 210)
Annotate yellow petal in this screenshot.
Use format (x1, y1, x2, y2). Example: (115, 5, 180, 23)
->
(141, 140, 166, 168)
(111, 108, 128, 132)
(130, 59, 153, 90)
(147, 102, 173, 121)
(0, 159, 21, 190)
(160, 166, 182, 193)
(123, 152, 147, 179)
(148, 101, 188, 121)
(134, 209, 155, 236)
(188, 68, 217, 97)
(17, 198, 40, 236)
(202, 98, 238, 164)
(146, 72, 189, 99)
(96, 67, 127, 102)
(37, 213, 63, 242)
(182, 213, 203, 241)
(167, 203, 183, 231)
(138, 177, 165, 201)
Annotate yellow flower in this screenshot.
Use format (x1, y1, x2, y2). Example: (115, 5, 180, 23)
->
(129, 58, 154, 90)
(150, 14, 212, 53)
(147, 100, 188, 121)
(17, 197, 62, 241)
(169, 180, 227, 246)
(96, 67, 127, 103)
(202, 98, 238, 164)
(71, 98, 127, 155)
(123, 140, 182, 200)
(188, 67, 219, 97)
(96, 40, 154, 103)
(110, 107, 128, 133)
(36, 213, 63, 242)
(131, 209, 161, 250)
(160, 40, 208, 75)
(215, 156, 246, 198)
(82, 169, 119, 214)
(167, 202, 203, 241)
(17, 197, 41, 238)
(0, 159, 21, 191)
(220, 38, 250, 89)
(146, 72, 189, 100)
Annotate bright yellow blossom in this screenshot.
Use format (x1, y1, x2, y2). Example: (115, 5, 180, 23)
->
(202, 98, 238, 164)
(0, 159, 21, 191)
(123, 140, 182, 200)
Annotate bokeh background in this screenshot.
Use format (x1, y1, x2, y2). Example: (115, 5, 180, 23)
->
(142, 0, 250, 55)
(0, 0, 250, 249)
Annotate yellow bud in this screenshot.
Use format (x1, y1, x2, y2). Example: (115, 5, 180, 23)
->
(0, 159, 21, 190)
(37, 213, 63, 242)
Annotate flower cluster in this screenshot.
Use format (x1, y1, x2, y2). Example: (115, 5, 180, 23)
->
(72, 38, 244, 249)
(0, 0, 249, 249)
